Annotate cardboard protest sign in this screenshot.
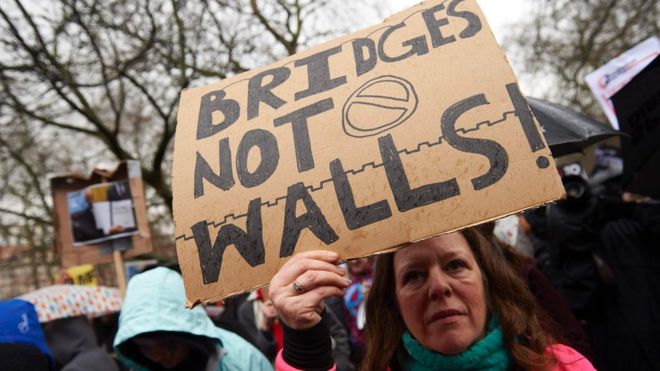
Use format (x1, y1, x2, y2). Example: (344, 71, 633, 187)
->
(52, 161, 153, 267)
(173, 0, 565, 304)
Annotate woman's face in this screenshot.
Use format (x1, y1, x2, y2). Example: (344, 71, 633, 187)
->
(134, 337, 191, 369)
(394, 232, 487, 355)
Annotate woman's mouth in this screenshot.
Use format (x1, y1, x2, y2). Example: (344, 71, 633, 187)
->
(428, 309, 465, 324)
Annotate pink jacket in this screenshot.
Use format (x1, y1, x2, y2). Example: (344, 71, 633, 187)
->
(547, 344, 596, 371)
(275, 344, 595, 371)
(275, 350, 336, 371)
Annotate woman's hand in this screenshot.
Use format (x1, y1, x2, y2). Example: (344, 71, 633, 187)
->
(270, 250, 349, 330)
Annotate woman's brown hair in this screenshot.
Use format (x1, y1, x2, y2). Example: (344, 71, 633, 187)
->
(360, 227, 556, 371)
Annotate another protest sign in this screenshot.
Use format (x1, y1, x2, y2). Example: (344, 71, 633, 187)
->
(57, 264, 98, 286)
(611, 55, 660, 199)
(172, 0, 565, 304)
(585, 36, 659, 129)
(52, 161, 153, 268)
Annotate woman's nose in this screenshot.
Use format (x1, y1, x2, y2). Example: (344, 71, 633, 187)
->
(428, 267, 451, 300)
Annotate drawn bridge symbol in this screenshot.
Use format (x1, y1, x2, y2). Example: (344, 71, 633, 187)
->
(342, 75, 418, 138)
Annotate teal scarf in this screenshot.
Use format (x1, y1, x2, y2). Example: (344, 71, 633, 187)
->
(400, 318, 511, 371)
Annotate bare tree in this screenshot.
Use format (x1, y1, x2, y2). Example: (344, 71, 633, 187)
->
(0, 0, 390, 289)
(0, 0, 382, 210)
(507, 0, 660, 119)
(0, 111, 59, 294)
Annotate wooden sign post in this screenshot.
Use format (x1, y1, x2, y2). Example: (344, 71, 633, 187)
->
(113, 249, 127, 297)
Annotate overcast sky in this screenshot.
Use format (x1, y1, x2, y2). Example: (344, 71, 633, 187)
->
(387, 0, 536, 93)
(388, 0, 531, 43)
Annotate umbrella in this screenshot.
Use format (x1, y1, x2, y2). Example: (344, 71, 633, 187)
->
(611, 55, 660, 199)
(526, 97, 623, 157)
(19, 285, 122, 323)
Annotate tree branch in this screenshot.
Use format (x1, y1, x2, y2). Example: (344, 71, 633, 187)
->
(0, 206, 51, 225)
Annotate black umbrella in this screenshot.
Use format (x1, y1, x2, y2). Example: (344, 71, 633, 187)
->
(526, 97, 623, 157)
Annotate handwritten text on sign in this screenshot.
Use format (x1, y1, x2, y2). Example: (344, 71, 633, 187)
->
(172, 0, 564, 303)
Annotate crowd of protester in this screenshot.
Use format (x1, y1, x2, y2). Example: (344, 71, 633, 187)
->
(1, 148, 658, 370)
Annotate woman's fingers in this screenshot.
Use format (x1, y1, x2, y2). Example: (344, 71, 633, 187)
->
(273, 251, 345, 286)
(277, 285, 346, 329)
(290, 250, 340, 262)
(289, 269, 350, 295)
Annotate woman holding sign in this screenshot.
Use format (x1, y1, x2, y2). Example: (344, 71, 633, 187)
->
(269, 227, 595, 371)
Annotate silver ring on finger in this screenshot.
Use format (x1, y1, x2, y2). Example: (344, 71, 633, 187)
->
(292, 281, 306, 293)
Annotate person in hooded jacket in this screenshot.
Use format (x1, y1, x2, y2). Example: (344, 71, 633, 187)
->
(113, 267, 272, 371)
(43, 315, 119, 371)
(0, 299, 53, 371)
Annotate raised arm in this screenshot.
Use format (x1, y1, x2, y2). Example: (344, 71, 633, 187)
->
(270, 250, 349, 371)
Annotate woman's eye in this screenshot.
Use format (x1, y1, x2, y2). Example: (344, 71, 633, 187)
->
(446, 259, 466, 272)
(403, 271, 425, 284)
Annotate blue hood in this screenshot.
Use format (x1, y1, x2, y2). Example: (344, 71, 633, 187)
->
(0, 299, 54, 368)
(113, 267, 271, 371)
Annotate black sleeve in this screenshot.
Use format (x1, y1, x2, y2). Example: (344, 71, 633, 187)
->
(325, 306, 355, 371)
(281, 311, 334, 371)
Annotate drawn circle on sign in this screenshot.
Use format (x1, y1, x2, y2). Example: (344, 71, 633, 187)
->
(342, 75, 418, 138)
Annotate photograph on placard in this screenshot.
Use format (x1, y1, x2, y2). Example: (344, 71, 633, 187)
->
(67, 180, 138, 246)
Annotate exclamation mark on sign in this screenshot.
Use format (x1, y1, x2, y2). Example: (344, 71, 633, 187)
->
(505, 83, 550, 169)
